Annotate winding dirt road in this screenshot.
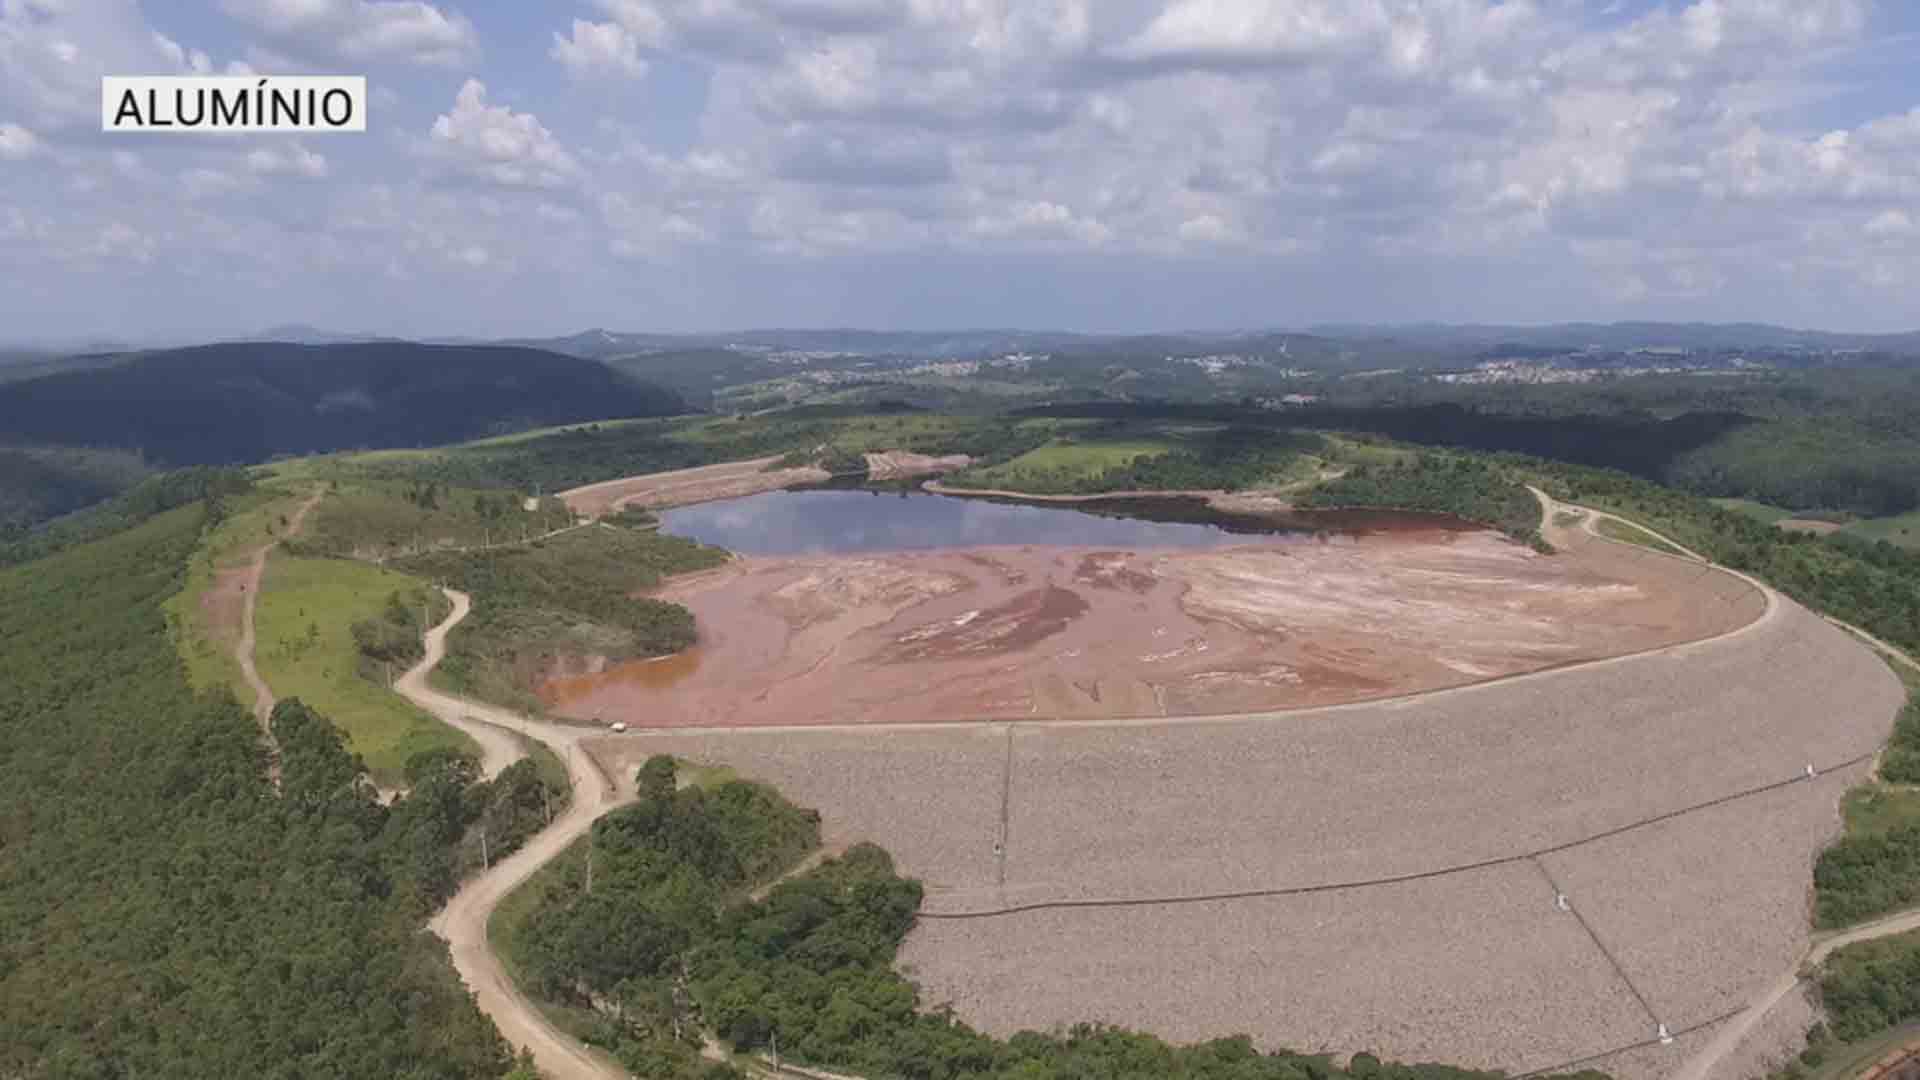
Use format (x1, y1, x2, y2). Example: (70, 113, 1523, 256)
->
(401, 590, 635, 1080)
(394, 590, 534, 781)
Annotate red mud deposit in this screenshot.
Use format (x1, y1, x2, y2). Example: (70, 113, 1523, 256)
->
(541, 528, 1759, 728)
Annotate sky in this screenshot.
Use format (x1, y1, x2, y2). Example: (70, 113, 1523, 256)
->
(2, 0, 1919, 341)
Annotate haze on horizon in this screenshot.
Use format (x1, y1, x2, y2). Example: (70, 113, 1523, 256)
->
(4, 1, 1920, 341)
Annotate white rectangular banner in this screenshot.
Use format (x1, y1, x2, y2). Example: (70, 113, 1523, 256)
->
(102, 76, 367, 133)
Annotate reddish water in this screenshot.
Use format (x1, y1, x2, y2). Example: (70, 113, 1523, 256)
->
(540, 648, 704, 712)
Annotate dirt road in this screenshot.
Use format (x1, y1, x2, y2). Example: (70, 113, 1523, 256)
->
(398, 589, 635, 1080)
(394, 590, 533, 781)
(237, 489, 324, 729)
(1673, 907, 1920, 1080)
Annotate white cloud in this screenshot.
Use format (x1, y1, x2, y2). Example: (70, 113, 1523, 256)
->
(968, 200, 1110, 248)
(0, 0, 199, 131)
(1176, 213, 1241, 247)
(428, 80, 581, 190)
(3, 0, 1919, 335)
(247, 142, 330, 178)
(219, 0, 479, 66)
(1866, 210, 1914, 239)
(181, 167, 245, 201)
(1113, 1, 1384, 67)
(152, 31, 212, 73)
(0, 122, 39, 159)
(551, 18, 648, 79)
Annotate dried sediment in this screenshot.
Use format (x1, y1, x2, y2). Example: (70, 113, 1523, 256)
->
(551, 528, 1760, 728)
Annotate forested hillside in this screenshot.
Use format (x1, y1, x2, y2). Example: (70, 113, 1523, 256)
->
(1307, 369, 1920, 518)
(0, 342, 684, 467)
(0, 445, 152, 534)
(0, 501, 523, 1077)
(0, 465, 251, 565)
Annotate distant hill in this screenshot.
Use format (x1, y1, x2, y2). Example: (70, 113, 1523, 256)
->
(1304, 321, 1920, 354)
(0, 342, 685, 466)
(239, 324, 400, 346)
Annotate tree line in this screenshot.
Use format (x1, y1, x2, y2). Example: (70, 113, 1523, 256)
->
(1297, 455, 1546, 545)
(502, 756, 1609, 1080)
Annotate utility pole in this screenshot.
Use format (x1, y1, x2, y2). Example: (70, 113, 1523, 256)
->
(772, 1030, 779, 1074)
(585, 847, 593, 895)
(479, 826, 489, 870)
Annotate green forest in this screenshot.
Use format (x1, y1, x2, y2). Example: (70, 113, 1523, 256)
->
(502, 756, 1609, 1080)
(1297, 455, 1546, 545)
(0, 465, 253, 567)
(1320, 367, 1920, 519)
(0, 503, 539, 1078)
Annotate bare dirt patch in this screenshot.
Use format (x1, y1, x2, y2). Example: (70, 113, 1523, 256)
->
(865, 450, 973, 480)
(199, 564, 251, 653)
(544, 528, 1760, 729)
(1778, 518, 1845, 536)
(559, 457, 830, 518)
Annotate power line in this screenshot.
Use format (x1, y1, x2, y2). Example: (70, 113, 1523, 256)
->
(919, 751, 1872, 921)
(1514, 1006, 1745, 1079)
(1531, 856, 1661, 1029)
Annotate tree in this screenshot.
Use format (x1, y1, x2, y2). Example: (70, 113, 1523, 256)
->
(638, 754, 678, 801)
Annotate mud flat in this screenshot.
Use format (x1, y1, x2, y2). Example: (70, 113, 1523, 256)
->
(588, 590, 1901, 1079)
(544, 524, 1762, 728)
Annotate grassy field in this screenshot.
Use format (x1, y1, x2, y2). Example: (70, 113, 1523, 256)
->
(300, 478, 571, 560)
(961, 438, 1174, 488)
(1711, 497, 1795, 525)
(165, 479, 316, 697)
(1835, 662, 1920, 845)
(1842, 783, 1920, 841)
(254, 553, 474, 785)
(1844, 510, 1920, 550)
(1595, 516, 1690, 556)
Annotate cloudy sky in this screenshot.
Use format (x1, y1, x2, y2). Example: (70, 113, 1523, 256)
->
(2, 1, 1919, 340)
